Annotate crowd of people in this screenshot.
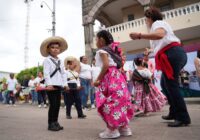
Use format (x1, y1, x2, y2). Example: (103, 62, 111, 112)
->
(1, 6, 200, 139)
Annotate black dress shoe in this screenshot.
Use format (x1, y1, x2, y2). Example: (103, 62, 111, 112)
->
(168, 120, 190, 127)
(55, 122, 64, 130)
(48, 123, 60, 131)
(162, 115, 174, 120)
(78, 114, 86, 119)
(66, 116, 72, 119)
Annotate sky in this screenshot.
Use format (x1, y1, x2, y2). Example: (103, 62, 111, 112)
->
(0, 0, 100, 73)
(0, 0, 197, 74)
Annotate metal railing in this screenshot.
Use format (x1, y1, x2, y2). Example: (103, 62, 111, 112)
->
(106, 2, 200, 34)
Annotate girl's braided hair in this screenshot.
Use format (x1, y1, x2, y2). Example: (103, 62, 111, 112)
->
(97, 30, 114, 45)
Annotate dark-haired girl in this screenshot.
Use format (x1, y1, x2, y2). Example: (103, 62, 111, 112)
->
(130, 6, 191, 127)
(132, 57, 166, 117)
(94, 30, 134, 139)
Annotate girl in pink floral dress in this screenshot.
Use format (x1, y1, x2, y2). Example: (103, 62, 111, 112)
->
(132, 57, 166, 116)
(93, 30, 134, 139)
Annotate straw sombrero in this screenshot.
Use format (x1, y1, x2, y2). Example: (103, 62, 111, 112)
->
(40, 36, 68, 57)
(64, 56, 80, 72)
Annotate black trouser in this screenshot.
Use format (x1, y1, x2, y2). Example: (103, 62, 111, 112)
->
(65, 89, 83, 117)
(47, 90, 61, 125)
(160, 46, 191, 123)
(38, 90, 47, 105)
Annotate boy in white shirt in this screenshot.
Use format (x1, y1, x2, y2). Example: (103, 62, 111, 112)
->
(64, 56, 86, 119)
(40, 36, 67, 131)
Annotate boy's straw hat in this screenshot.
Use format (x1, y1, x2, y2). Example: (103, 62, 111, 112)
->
(40, 36, 68, 57)
(64, 56, 80, 71)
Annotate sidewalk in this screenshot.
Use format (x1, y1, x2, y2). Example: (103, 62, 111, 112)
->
(184, 97, 200, 104)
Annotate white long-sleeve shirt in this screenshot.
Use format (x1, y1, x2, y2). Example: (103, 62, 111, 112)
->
(43, 55, 66, 87)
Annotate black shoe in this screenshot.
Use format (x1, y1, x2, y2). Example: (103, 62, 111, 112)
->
(162, 115, 174, 120)
(48, 123, 60, 131)
(168, 120, 191, 127)
(78, 114, 86, 119)
(66, 116, 72, 119)
(55, 122, 64, 130)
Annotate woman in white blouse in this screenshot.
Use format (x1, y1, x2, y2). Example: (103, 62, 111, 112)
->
(79, 56, 92, 109)
(130, 6, 191, 127)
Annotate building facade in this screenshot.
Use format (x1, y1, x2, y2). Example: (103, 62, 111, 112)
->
(82, 0, 200, 61)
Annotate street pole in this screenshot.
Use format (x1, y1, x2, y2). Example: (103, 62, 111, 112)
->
(52, 0, 56, 36)
(41, 0, 56, 36)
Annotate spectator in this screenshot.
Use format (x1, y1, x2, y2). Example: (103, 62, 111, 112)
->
(6, 73, 18, 106)
(194, 50, 200, 87)
(28, 75, 37, 104)
(91, 58, 101, 109)
(35, 72, 47, 108)
(78, 56, 92, 109)
(0, 80, 3, 102)
(21, 75, 30, 103)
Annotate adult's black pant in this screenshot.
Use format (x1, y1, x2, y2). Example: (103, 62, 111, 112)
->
(160, 46, 191, 123)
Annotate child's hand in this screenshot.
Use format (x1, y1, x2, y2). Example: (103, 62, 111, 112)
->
(144, 48, 153, 55)
(94, 80, 100, 87)
(64, 86, 70, 91)
(46, 85, 55, 91)
(77, 86, 83, 90)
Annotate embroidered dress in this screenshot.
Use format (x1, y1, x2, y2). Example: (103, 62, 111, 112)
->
(133, 69, 166, 113)
(95, 49, 134, 129)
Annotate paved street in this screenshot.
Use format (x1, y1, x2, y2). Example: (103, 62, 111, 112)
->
(0, 102, 200, 140)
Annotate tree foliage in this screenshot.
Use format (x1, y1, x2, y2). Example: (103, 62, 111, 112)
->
(16, 66, 43, 84)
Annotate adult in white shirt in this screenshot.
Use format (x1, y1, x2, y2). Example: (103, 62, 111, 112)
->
(35, 72, 47, 108)
(6, 73, 18, 105)
(79, 56, 92, 109)
(129, 6, 190, 127)
(28, 75, 37, 104)
(91, 58, 101, 109)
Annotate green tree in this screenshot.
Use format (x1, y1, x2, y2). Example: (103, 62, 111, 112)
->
(16, 66, 43, 84)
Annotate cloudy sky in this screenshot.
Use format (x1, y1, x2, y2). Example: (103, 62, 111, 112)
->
(0, 0, 100, 73)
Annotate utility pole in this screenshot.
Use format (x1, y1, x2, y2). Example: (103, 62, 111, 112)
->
(41, 0, 56, 36)
(52, 0, 56, 36)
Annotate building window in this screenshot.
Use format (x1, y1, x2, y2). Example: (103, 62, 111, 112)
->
(160, 4, 171, 12)
(127, 14, 134, 21)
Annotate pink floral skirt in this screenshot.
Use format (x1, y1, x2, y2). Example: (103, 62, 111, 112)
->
(134, 82, 167, 113)
(96, 67, 134, 129)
